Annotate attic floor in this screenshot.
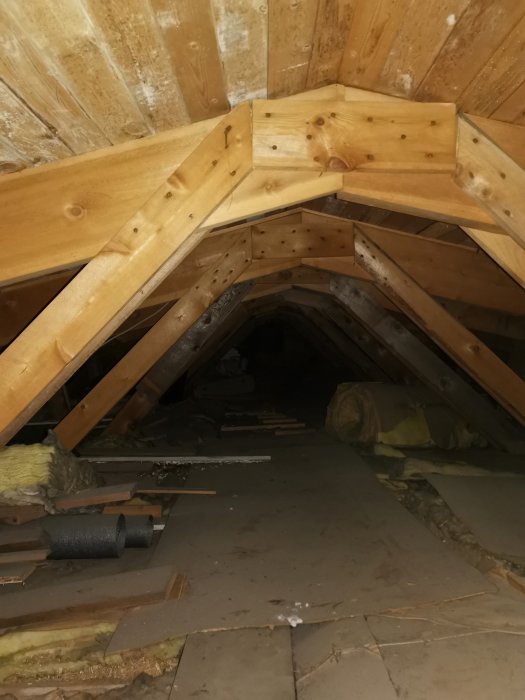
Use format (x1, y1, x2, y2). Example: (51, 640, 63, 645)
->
(4, 434, 525, 698)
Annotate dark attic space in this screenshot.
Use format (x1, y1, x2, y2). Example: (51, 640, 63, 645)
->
(2, 3, 525, 696)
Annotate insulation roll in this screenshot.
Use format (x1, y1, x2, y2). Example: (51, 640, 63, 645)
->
(42, 514, 126, 559)
(124, 515, 154, 548)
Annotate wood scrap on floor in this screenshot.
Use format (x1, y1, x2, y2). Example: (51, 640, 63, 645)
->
(54, 482, 137, 510)
(103, 501, 163, 517)
(0, 566, 186, 628)
(0, 504, 46, 525)
(136, 487, 216, 496)
(221, 422, 306, 432)
(84, 455, 272, 464)
(0, 547, 49, 564)
(0, 562, 37, 585)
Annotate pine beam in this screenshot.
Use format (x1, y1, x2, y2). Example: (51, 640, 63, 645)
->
(253, 100, 456, 172)
(106, 282, 252, 436)
(330, 276, 521, 452)
(338, 172, 499, 230)
(0, 105, 253, 446)
(54, 233, 252, 450)
(456, 115, 525, 251)
(354, 228, 525, 429)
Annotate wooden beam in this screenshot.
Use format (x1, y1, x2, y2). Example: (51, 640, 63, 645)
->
(252, 222, 353, 259)
(106, 282, 252, 436)
(463, 227, 525, 289)
(0, 105, 252, 446)
(253, 100, 457, 172)
(330, 276, 521, 452)
(456, 115, 525, 251)
(354, 228, 525, 429)
(301, 221, 525, 315)
(54, 234, 252, 450)
(338, 172, 499, 230)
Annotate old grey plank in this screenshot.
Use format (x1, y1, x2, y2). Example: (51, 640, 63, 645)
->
(293, 617, 397, 699)
(170, 627, 295, 699)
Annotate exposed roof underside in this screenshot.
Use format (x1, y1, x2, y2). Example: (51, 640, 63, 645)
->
(1, 0, 524, 173)
(0, 3, 524, 455)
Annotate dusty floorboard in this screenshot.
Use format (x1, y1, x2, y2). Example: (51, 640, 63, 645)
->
(107, 443, 490, 653)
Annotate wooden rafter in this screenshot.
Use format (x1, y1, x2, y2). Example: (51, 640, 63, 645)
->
(54, 233, 252, 450)
(330, 276, 520, 452)
(106, 282, 252, 437)
(0, 104, 253, 446)
(353, 228, 525, 428)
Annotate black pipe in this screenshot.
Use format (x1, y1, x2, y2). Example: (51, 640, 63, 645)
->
(42, 514, 126, 559)
(124, 515, 154, 547)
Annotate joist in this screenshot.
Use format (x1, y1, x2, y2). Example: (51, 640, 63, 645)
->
(456, 115, 525, 251)
(354, 229, 525, 429)
(0, 104, 252, 445)
(253, 100, 457, 172)
(54, 235, 252, 450)
(107, 282, 252, 436)
(54, 482, 137, 510)
(330, 276, 520, 452)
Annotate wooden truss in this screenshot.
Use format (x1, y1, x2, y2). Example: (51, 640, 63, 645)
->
(1, 84, 525, 448)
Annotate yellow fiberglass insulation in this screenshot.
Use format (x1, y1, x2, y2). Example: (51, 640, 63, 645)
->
(326, 382, 485, 450)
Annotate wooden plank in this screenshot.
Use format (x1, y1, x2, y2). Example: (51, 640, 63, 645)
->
(306, 0, 354, 88)
(211, 0, 268, 107)
(207, 169, 342, 229)
(0, 505, 46, 525)
(331, 276, 521, 451)
(252, 222, 353, 259)
(0, 81, 72, 164)
(354, 229, 525, 428)
(0, 104, 252, 446)
(0, 5, 108, 153)
(54, 483, 137, 510)
(338, 172, 499, 229)
(149, 0, 229, 121)
(0, 565, 184, 628)
(0, 563, 37, 585)
(491, 82, 525, 125)
(302, 222, 525, 316)
(0, 527, 43, 550)
(267, 0, 319, 97)
(136, 488, 216, 495)
(253, 99, 457, 171)
(104, 503, 163, 517)
(338, 0, 411, 88)
(84, 0, 190, 130)
(376, 0, 470, 98)
(54, 234, 252, 450)
(3, 0, 151, 144)
(0, 548, 49, 565)
(416, 0, 525, 105)
(107, 283, 251, 436)
(360, 222, 525, 315)
(456, 115, 525, 249)
(463, 227, 525, 289)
